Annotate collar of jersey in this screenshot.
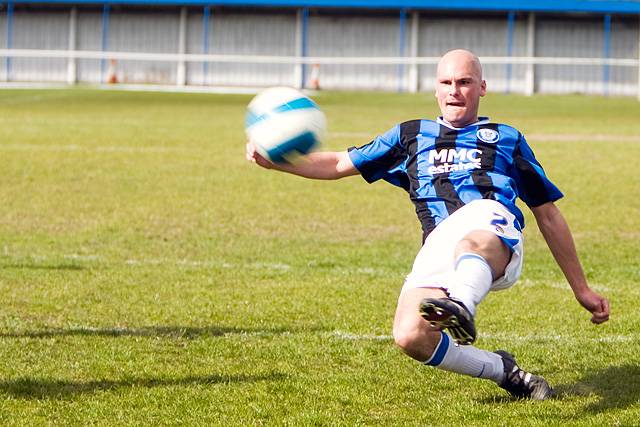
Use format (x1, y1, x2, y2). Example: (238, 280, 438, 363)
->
(437, 116, 490, 130)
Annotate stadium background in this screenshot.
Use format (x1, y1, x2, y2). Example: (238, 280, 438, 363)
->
(1, 0, 639, 96)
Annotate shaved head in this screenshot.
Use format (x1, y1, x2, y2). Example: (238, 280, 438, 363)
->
(437, 49, 483, 81)
(434, 49, 486, 128)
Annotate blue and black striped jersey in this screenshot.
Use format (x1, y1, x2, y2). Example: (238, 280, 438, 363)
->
(348, 117, 563, 241)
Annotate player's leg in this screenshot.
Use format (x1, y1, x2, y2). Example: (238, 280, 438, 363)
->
(399, 200, 553, 398)
(393, 287, 446, 361)
(420, 201, 519, 344)
(394, 287, 554, 400)
(394, 287, 505, 383)
(419, 230, 509, 344)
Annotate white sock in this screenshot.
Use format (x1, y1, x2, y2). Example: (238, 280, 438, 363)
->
(446, 252, 493, 317)
(424, 332, 504, 384)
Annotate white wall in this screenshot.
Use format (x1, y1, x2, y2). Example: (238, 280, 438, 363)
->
(10, 10, 68, 81)
(307, 12, 402, 91)
(199, 12, 297, 87)
(0, 13, 6, 81)
(536, 16, 639, 96)
(76, 10, 102, 83)
(417, 15, 529, 93)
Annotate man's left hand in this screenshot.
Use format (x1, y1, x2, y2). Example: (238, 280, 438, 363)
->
(575, 288, 610, 324)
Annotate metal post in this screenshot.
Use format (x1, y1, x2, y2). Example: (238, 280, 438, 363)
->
(5, 1, 14, 82)
(293, 9, 302, 88)
(100, 4, 110, 83)
(202, 5, 210, 85)
(398, 9, 407, 93)
(294, 8, 308, 89)
(524, 12, 536, 96)
(603, 14, 611, 96)
(637, 15, 640, 101)
(506, 11, 515, 94)
(408, 11, 419, 93)
(301, 8, 308, 89)
(67, 6, 77, 85)
(177, 6, 187, 86)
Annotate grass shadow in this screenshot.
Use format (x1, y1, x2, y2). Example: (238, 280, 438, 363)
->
(553, 364, 640, 412)
(480, 364, 640, 412)
(0, 372, 286, 399)
(0, 325, 311, 339)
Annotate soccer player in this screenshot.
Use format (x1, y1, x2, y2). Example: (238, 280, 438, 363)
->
(246, 49, 610, 400)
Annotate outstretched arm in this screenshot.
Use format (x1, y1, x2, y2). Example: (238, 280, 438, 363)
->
(246, 142, 359, 180)
(531, 202, 610, 324)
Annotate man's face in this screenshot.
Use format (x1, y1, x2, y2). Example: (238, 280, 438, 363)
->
(435, 53, 486, 128)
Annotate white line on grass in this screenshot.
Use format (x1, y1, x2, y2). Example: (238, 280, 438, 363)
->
(3, 254, 287, 271)
(63, 254, 101, 261)
(70, 255, 389, 274)
(3, 252, 292, 272)
(124, 258, 292, 271)
(0, 143, 187, 153)
(113, 258, 394, 275)
(60, 256, 625, 288)
(5, 253, 396, 274)
(0, 254, 628, 289)
(331, 331, 393, 341)
(518, 278, 611, 293)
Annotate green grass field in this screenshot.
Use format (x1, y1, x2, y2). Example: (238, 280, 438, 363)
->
(0, 88, 638, 425)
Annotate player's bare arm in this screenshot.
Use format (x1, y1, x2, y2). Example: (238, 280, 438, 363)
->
(246, 141, 358, 180)
(531, 201, 610, 324)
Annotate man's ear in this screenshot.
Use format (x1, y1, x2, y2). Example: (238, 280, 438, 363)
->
(480, 79, 487, 97)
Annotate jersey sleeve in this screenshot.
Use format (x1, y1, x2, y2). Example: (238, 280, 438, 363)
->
(347, 125, 406, 184)
(510, 133, 564, 207)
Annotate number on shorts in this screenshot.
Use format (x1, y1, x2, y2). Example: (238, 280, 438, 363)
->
(491, 213, 508, 227)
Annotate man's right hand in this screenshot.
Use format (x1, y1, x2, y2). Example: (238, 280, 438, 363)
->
(246, 142, 274, 169)
(245, 143, 357, 180)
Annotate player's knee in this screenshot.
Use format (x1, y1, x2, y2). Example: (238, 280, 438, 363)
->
(393, 327, 415, 352)
(393, 324, 440, 361)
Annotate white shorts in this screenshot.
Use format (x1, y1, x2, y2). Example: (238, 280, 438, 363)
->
(401, 199, 524, 294)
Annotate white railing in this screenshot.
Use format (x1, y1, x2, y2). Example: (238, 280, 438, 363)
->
(1, 48, 639, 98)
(2, 48, 638, 66)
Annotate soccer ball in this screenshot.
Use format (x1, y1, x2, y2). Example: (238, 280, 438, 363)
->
(245, 87, 326, 164)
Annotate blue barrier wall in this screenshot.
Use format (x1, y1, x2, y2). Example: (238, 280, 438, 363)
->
(3, 0, 640, 14)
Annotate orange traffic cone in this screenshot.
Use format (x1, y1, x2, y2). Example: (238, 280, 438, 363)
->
(107, 59, 118, 84)
(309, 64, 320, 90)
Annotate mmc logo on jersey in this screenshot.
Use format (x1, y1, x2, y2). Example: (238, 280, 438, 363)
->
(427, 148, 483, 174)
